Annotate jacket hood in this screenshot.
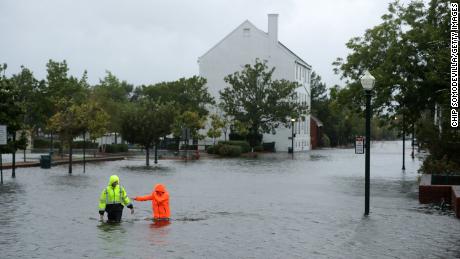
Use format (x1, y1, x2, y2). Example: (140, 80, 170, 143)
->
(154, 184, 167, 193)
(108, 175, 120, 186)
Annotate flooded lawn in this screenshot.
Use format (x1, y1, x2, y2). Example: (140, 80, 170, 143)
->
(0, 141, 459, 258)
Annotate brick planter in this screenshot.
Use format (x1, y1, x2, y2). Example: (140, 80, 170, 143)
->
(452, 186, 460, 218)
(419, 174, 460, 219)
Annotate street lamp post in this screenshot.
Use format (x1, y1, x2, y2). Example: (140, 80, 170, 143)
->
(291, 118, 295, 159)
(402, 114, 406, 170)
(360, 71, 375, 216)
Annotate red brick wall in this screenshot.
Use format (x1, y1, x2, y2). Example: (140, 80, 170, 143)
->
(310, 119, 319, 149)
(419, 185, 452, 204)
(452, 187, 460, 218)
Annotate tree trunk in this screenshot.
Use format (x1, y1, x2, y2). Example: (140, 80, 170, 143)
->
(23, 148, 26, 162)
(154, 144, 158, 164)
(114, 132, 118, 144)
(12, 131, 16, 178)
(83, 132, 86, 173)
(68, 140, 73, 174)
(146, 147, 150, 166)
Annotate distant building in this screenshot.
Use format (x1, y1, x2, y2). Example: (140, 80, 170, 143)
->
(198, 14, 312, 151)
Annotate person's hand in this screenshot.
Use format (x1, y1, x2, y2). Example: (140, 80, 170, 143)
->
(99, 214, 104, 221)
(130, 208, 134, 215)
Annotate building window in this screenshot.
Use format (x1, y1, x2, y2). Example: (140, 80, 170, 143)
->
(243, 28, 250, 37)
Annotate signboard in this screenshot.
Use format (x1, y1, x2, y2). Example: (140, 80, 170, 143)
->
(0, 125, 6, 145)
(355, 136, 364, 154)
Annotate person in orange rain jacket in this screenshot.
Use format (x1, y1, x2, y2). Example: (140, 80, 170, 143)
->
(133, 184, 170, 220)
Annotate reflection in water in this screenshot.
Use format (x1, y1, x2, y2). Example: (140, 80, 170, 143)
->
(147, 220, 171, 246)
(97, 222, 128, 257)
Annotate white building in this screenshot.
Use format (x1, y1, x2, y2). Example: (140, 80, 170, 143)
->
(198, 14, 312, 152)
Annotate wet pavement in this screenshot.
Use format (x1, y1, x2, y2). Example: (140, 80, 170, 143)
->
(0, 141, 459, 259)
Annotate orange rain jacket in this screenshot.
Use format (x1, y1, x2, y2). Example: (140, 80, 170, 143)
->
(134, 184, 170, 219)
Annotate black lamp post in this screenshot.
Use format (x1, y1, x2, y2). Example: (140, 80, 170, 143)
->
(361, 71, 375, 216)
(291, 118, 295, 159)
(402, 114, 405, 170)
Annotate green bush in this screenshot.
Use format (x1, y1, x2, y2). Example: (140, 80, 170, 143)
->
(72, 141, 98, 149)
(321, 134, 331, 147)
(217, 144, 242, 157)
(166, 143, 179, 150)
(253, 145, 264, 152)
(105, 144, 128, 153)
(419, 155, 460, 175)
(262, 142, 275, 152)
(33, 138, 60, 149)
(206, 144, 220, 154)
(218, 140, 250, 153)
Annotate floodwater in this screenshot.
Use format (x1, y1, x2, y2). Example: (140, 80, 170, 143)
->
(0, 141, 459, 259)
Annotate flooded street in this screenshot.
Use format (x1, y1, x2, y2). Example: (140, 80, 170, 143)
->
(0, 141, 459, 259)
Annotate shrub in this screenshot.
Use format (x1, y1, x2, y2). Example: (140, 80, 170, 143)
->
(105, 144, 128, 153)
(206, 144, 220, 154)
(217, 144, 242, 157)
(72, 141, 98, 149)
(166, 143, 179, 150)
(321, 134, 331, 147)
(253, 145, 264, 152)
(33, 138, 60, 149)
(218, 140, 250, 153)
(419, 155, 460, 175)
(262, 142, 275, 152)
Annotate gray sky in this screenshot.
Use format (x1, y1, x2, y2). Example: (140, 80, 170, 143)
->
(0, 0, 412, 89)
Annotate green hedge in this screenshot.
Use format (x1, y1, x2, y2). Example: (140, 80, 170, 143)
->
(253, 145, 264, 152)
(105, 144, 128, 153)
(33, 139, 60, 149)
(72, 141, 98, 149)
(217, 144, 242, 157)
(218, 140, 250, 153)
(206, 144, 219, 154)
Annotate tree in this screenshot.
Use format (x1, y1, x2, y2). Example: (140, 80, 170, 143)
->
(333, 0, 455, 171)
(220, 59, 307, 148)
(45, 60, 90, 155)
(0, 63, 25, 177)
(48, 99, 109, 174)
(172, 111, 206, 146)
(92, 71, 133, 144)
(120, 101, 177, 166)
(207, 114, 224, 144)
(139, 76, 214, 117)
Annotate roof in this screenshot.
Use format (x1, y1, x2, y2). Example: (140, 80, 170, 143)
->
(199, 19, 311, 69)
(278, 42, 311, 68)
(310, 115, 323, 127)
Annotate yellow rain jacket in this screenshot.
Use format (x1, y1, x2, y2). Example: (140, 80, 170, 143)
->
(98, 175, 132, 213)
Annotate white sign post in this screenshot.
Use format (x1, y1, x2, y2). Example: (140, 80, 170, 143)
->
(355, 136, 365, 154)
(0, 125, 6, 184)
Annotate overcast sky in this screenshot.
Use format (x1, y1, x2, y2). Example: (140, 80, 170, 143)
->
(0, 0, 413, 89)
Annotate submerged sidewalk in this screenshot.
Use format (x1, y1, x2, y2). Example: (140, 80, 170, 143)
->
(0, 155, 126, 170)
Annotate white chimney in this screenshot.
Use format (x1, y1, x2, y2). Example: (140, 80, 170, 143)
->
(268, 14, 278, 45)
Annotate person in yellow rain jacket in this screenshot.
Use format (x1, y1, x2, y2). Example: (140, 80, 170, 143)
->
(98, 175, 134, 222)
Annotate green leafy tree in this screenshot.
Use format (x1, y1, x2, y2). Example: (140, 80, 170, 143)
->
(92, 71, 133, 143)
(207, 114, 225, 144)
(173, 111, 206, 146)
(333, 0, 454, 171)
(48, 100, 109, 174)
(0, 63, 25, 177)
(220, 59, 307, 148)
(120, 101, 177, 166)
(139, 76, 214, 117)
